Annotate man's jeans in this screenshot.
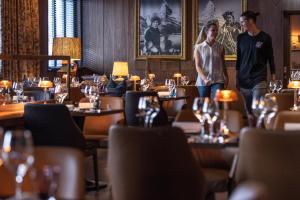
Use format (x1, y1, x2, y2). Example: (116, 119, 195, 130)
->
(239, 81, 268, 115)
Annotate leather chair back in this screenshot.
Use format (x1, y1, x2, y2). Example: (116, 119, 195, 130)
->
(108, 125, 205, 200)
(83, 96, 124, 135)
(236, 128, 300, 200)
(273, 111, 300, 130)
(0, 146, 85, 199)
(24, 104, 85, 150)
(162, 87, 186, 117)
(265, 93, 294, 112)
(177, 86, 199, 109)
(124, 91, 167, 126)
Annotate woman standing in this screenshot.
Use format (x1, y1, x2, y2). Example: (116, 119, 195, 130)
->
(194, 21, 228, 99)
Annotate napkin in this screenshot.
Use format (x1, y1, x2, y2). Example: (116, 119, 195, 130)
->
(172, 122, 201, 133)
(78, 102, 93, 109)
(284, 123, 300, 130)
(158, 91, 170, 97)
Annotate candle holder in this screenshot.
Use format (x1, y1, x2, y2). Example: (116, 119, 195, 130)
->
(288, 80, 300, 111)
(215, 90, 238, 136)
(38, 80, 53, 103)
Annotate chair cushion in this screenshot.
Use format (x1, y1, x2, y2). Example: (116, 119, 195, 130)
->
(106, 79, 127, 97)
(203, 168, 229, 193)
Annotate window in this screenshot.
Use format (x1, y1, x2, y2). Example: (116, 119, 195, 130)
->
(48, 0, 80, 69)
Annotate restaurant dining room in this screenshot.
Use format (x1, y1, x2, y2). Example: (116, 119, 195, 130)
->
(2, 0, 300, 199)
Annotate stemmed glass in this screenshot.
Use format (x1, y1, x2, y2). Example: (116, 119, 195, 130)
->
(165, 79, 176, 97)
(13, 82, 24, 103)
(263, 96, 278, 129)
(269, 80, 276, 93)
(1, 130, 35, 200)
(275, 80, 283, 93)
(140, 78, 150, 92)
(181, 75, 190, 86)
(138, 96, 160, 128)
(71, 77, 80, 87)
(193, 97, 206, 136)
(251, 96, 266, 128)
(54, 84, 68, 104)
(32, 77, 41, 87)
(53, 77, 61, 86)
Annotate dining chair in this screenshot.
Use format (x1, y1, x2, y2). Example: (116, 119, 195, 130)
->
(265, 92, 294, 112)
(24, 104, 100, 190)
(162, 87, 187, 119)
(177, 85, 199, 109)
(229, 181, 268, 200)
(235, 128, 300, 200)
(0, 146, 85, 200)
(124, 91, 168, 126)
(273, 111, 300, 130)
(108, 125, 206, 200)
(174, 109, 243, 196)
(83, 96, 124, 141)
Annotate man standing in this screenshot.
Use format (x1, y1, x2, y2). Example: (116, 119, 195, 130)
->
(236, 10, 276, 126)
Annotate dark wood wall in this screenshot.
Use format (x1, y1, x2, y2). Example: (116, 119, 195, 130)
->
(82, 0, 300, 86)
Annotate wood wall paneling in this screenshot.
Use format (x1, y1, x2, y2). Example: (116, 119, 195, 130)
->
(81, 0, 300, 85)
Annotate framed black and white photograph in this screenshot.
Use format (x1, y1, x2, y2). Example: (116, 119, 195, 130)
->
(194, 0, 247, 60)
(135, 0, 186, 60)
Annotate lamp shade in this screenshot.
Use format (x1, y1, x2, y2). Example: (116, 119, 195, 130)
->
(215, 90, 238, 102)
(0, 80, 12, 88)
(38, 80, 53, 88)
(288, 80, 300, 89)
(130, 75, 141, 81)
(52, 37, 81, 61)
(112, 62, 129, 77)
(173, 73, 182, 78)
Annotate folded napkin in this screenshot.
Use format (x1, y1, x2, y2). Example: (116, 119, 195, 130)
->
(172, 122, 201, 133)
(78, 102, 93, 109)
(158, 91, 170, 97)
(284, 123, 300, 130)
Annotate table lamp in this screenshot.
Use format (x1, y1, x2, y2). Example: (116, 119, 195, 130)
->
(130, 75, 141, 91)
(112, 62, 129, 81)
(38, 80, 53, 103)
(173, 73, 182, 85)
(288, 80, 300, 111)
(215, 90, 238, 135)
(52, 37, 81, 73)
(0, 80, 12, 90)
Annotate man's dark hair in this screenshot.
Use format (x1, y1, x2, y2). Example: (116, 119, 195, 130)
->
(241, 10, 260, 23)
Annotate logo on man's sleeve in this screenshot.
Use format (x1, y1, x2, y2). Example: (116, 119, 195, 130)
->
(255, 41, 263, 48)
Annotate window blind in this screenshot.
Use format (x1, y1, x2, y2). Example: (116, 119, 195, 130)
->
(48, 0, 80, 69)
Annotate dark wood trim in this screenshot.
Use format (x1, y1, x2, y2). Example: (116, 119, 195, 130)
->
(39, 0, 49, 77)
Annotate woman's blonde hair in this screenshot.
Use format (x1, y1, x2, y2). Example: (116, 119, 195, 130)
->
(195, 21, 218, 47)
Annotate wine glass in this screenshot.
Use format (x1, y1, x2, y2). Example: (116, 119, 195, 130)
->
(269, 80, 276, 93)
(54, 84, 68, 104)
(71, 77, 80, 87)
(251, 96, 265, 128)
(275, 80, 283, 93)
(1, 130, 34, 200)
(181, 75, 190, 85)
(33, 77, 41, 87)
(263, 96, 278, 129)
(140, 78, 150, 91)
(53, 77, 61, 86)
(13, 82, 24, 103)
(165, 79, 176, 97)
(138, 96, 160, 128)
(193, 97, 206, 136)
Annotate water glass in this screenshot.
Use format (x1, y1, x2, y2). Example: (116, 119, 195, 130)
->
(275, 80, 283, 93)
(71, 77, 80, 87)
(53, 77, 61, 86)
(54, 84, 68, 104)
(1, 130, 35, 200)
(181, 75, 190, 85)
(138, 96, 160, 128)
(269, 80, 276, 93)
(38, 165, 60, 200)
(13, 82, 24, 103)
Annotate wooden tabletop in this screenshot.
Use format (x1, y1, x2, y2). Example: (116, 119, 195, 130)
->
(159, 95, 189, 101)
(70, 109, 124, 117)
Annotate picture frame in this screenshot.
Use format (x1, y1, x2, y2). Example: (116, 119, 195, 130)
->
(193, 0, 247, 60)
(135, 0, 186, 60)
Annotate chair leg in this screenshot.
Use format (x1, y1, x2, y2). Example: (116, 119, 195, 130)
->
(92, 150, 99, 191)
